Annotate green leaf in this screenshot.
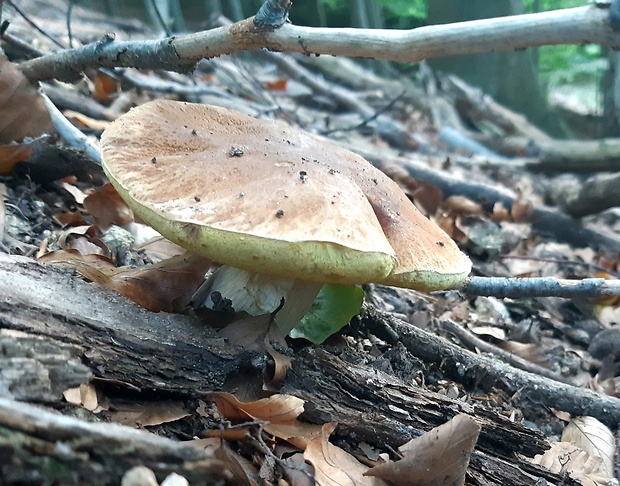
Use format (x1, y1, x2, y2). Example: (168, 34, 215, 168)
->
(289, 284, 364, 344)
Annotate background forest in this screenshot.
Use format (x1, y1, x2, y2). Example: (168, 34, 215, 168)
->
(79, 0, 608, 138)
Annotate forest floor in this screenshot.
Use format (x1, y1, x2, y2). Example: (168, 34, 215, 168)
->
(1, 1, 620, 485)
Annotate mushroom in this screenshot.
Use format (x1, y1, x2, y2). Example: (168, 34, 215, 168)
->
(100, 100, 471, 335)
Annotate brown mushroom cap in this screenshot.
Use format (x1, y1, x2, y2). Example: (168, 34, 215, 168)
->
(100, 100, 471, 290)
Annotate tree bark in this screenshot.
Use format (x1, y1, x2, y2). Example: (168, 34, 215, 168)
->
(427, 0, 565, 137)
(0, 253, 583, 484)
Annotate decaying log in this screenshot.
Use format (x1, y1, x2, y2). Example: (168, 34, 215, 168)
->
(0, 397, 230, 485)
(283, 348, 572, 486)
(0, 332, 91, 402)
(548, 172, 620, 217)
(0, 252, 588, 484)
(0, 253, 244, 397)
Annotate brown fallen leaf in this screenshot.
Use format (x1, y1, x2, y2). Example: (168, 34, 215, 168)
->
(305, 423, 388, 486)
(0, 142, 33, 175)
(206, 392, 324, 449)
(206, 392, 304, 423)
(532, 441, 617, 486)
(41, 250, 211, 312)
(109, 401, 189, 427)
(63, 383, 99, 412)
(93, 71, 118, 102)
(64, 110, 111, 132)
(0, 49, 53, 143)
(364, 414, 481, 486)
(561, 416, 616, 479)
(214, 440, 261, 485)
(83, 182, 134, 230)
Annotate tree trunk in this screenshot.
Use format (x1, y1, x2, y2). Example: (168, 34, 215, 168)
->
(427, 0, 566, 137)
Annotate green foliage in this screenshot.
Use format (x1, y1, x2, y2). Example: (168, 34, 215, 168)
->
(523, 0, 584, 12)
(375, 0, 426, 20)
(522, 0, 606, 96)
(289, 284, 364, 344)
(316, 0, 426, 27)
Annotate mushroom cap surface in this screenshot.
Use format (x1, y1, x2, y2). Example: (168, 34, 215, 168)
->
(100, 100, 471, 289)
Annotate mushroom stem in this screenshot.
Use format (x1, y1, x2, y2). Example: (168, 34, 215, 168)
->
(198, 266, 322, 335)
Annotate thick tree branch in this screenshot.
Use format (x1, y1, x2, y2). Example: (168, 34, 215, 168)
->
(18, 6, 620, 82)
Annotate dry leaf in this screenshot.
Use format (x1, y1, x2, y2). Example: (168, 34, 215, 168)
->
(207, 392, 304, 423)
(412, 183, 443, 216)
(364, 414, 481, 486)
(0, 49, 53, 143)
(134, 234, 187, 262)
(110, 401, 189, 427)
(83, 183, 134, 230)
(218, 313, 274, 351)
(443, 195, 483, 215)
(305, 423, 388, 486)
(265, 78, 288, 91)
(63, 383, 99, 412)
(214, 440, 261, 485)
(64, 110, 111, 132)
(532, 442, 617, 485)
(59, 180, 89, 205)
(562, 416, 616, 478)
(0, 143, 33, 175)
(0, 50, 53, 143)
(93, 71, 118, 102)
(206, 392, 324, 449)
(41, 251, 211, 313)
(281, 452, 316, 486)
(491, 201, 510, 222)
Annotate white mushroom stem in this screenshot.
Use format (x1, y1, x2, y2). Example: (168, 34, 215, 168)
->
(200, 266, 322, 335)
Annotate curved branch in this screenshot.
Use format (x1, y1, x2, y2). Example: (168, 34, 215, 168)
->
(19, 6, 620, 82)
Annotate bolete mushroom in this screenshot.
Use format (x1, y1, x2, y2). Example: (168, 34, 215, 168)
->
(100, 100, 471, 336)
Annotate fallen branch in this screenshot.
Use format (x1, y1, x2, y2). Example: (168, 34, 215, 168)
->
(437, 319, 570, 384)
(0, 253, 243, 395)
(548, 173, 620, 217)
(349, 145, 620, 252)
(18, 6, 620, 83)
(365, 309, 620, 428)
(462, 276, 620, 299)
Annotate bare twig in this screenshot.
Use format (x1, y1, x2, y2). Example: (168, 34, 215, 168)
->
(462, 276, 620, 298)
(41, 93, 102, 164)
(18, 6, 620, 82)
(66, 0, 74, 48)
(320, 90, 407, 136)
(5, 0, 65, 49)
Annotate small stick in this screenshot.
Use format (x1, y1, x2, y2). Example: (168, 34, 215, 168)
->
(461, 276, 620, 299)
